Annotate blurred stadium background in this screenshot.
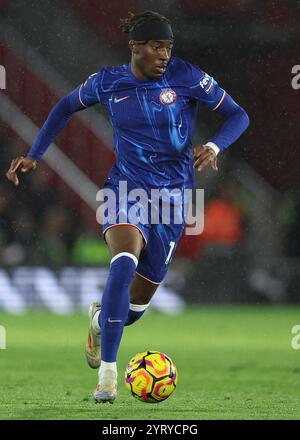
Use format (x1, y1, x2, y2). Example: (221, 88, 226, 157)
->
(0, 0, 300, 313)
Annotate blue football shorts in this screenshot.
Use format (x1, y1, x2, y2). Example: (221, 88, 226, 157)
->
(99, 173, 186, 284)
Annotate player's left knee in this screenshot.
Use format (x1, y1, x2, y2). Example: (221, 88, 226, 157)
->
(125, 303, 150, 326)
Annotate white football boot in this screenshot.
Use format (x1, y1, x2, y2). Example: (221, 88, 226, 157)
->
(85, 302, 101, 369)
(93, 369, 117, 404)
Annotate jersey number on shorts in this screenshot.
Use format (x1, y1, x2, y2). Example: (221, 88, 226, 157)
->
(165, 241, 176, 265)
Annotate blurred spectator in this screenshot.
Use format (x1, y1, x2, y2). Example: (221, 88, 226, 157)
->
(278, 187, 300, 258)
(25, 164, 61, 221)
(182, 0, 255, 14)
(72, 226, 110, 266)
(7, 208, 37, 264)
(36, 205, 77, 265)
(177, 178, 247, 260)
(0, 186, 15, 243)
(0, 136, 87, 265)
(201, 184, 244, 248)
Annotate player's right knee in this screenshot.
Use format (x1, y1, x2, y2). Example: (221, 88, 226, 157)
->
(105, 225, 144, 259)
(109, 253, 138, 286)
(110, 252, 138, 267)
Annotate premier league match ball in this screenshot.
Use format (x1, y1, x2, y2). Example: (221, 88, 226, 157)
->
(124, 351, 178, 403)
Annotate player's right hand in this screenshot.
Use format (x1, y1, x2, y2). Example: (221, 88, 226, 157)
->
(6, 156, 38, 186)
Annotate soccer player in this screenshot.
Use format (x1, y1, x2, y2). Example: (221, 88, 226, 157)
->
(6, 11, 249, 403)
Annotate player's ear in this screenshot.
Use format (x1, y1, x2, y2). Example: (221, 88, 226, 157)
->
(129, 40, 139, 54)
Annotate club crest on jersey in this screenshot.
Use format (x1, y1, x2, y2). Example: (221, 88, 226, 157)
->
(159, 88, 177, 106)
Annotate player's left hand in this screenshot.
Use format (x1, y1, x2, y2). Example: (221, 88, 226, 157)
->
(193, 145, 218, 172)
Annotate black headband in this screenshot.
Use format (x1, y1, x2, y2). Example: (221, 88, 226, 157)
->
(130, 20, 173, 42)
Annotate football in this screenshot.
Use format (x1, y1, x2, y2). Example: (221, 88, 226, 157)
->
(124, 350, 178, 403)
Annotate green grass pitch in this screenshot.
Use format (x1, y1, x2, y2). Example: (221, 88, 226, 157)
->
(0, 306, 300, 420)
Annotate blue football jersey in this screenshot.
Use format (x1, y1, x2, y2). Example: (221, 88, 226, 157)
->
(79, 57, 225, 191)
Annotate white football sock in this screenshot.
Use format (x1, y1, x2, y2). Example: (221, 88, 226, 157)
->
(99, 361, 118, 384)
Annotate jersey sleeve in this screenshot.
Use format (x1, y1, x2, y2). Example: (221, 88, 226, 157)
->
(27, 70, 106, 160)
(78, 70, 104, 107)
(186, 62, 226, 111)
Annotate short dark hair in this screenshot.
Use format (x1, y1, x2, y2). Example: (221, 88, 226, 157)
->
(120, 11, 171, 34)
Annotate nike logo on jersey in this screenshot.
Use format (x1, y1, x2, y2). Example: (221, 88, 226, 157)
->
(114, 96, 130, 103)
(108, 318, 122, 323)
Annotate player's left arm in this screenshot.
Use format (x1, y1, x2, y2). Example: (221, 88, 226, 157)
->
(185, 63, 249, 172)
(194, 92, 250, 172)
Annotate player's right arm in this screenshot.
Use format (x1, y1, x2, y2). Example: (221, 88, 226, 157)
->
(6, 71, 102, 186)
